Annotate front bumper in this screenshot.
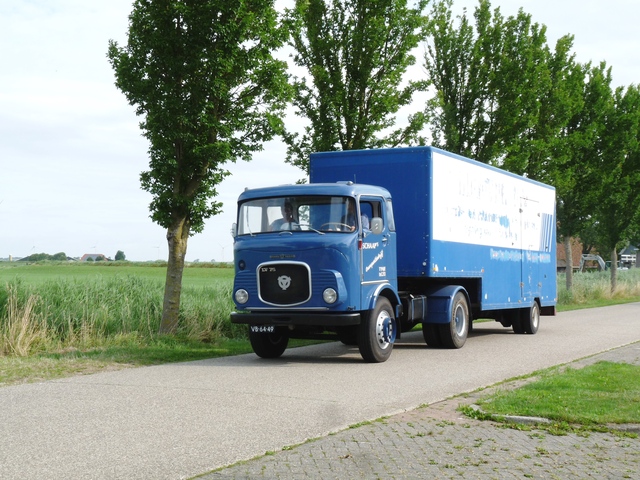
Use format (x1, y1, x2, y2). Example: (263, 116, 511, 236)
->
(230, 311, 361, 326)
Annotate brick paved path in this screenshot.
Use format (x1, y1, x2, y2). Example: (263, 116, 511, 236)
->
(204, 403, 639, 479)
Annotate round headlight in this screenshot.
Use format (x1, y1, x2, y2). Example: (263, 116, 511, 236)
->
(323, 288, 338, 304)
(235, 289, 249, 304)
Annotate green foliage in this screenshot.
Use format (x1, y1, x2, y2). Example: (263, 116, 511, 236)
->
(592, 84, 640, 256)
(115, 250, 126, 261)
(555, 63, 612, 243)
(107, 0, 291, 234)
(284, 0, 428, 173)
(424, 0, 572, 175)
(19, 252, 67, 262)
(108, 0, 292, 332)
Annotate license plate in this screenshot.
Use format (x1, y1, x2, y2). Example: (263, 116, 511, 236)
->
(250, 325, 275, 333)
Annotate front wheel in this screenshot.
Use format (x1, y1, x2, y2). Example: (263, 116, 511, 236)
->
(358, 298, 396, 363)
(249, 326, 289, 359)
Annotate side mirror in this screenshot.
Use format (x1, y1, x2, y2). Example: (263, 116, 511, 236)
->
(230, 223, 237, 238)
(370, 217, 383, 235)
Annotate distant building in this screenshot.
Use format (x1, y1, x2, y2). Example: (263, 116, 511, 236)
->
(80, 254, 108, 262)
(556, 238, 583, 272)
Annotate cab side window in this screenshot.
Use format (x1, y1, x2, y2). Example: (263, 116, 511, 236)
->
(360, 199, 384, 232)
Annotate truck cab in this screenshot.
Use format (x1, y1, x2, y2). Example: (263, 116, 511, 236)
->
(230, 182, 400, 362)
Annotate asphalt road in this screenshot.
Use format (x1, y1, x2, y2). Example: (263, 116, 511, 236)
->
(1, 303, 639, 480)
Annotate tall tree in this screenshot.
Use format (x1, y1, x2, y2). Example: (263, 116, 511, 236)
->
(108, 0, 291, 333)
(284, 0, 428, 174)
(554, 63, 611, 290)
(591, 84, 640, 291)
(423, 0, 562, 172)
(423, 0, 614, 292)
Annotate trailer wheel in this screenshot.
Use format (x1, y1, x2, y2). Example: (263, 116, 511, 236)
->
(512, 313, 524, 333)
(358, 298, 395, 363)
(249, 326, 289, 359)
(522, 302, 540, 334)
(440, 292, 469, 349)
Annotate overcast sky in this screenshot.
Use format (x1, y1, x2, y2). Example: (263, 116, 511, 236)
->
(1, 0, 638, 262)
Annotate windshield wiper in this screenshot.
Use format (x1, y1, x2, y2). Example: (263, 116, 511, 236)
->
(298, 223, 325, 235)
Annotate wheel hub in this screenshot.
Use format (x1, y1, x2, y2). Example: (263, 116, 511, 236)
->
(453, 305, 466, 336)
(376, 311, 396, 347)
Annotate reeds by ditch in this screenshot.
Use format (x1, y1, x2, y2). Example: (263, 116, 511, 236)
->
(0, 275, 239, 356)
(557, 268, 640, 305)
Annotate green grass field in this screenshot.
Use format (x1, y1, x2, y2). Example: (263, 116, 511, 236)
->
(0, 262, 239, 359)
(0, 261, 234, 287)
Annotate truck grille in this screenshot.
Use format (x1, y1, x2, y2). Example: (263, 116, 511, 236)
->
(258, 262, 311, 306)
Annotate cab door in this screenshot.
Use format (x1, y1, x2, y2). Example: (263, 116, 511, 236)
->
(360, 196, 395, 285)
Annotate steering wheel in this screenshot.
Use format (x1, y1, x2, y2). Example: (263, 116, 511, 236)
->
(320, 222, 353, 231)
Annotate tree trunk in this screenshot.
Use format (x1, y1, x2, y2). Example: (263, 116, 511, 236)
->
(159, 216, 190, 334)
(563, 236, 573, 291)
(610, 247, 618, 294)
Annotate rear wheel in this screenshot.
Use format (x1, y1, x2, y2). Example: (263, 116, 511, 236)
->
(249, 326, 289, 359)
(358, 298, 395, 363)
(440, 292, 469, 349)
(521, 302, 540, 334)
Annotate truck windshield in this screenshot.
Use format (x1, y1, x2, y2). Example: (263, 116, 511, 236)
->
(237, 196, 358, 235)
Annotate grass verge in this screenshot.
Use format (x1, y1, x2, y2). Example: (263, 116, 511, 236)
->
(0, 336, 253, 386)
(461, 360, 640, 433)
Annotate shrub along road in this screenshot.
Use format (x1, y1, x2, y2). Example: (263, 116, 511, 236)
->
(0, 303, 639, 479)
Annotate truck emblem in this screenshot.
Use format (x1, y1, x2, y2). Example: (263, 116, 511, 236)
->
(277, 275, 292, 290)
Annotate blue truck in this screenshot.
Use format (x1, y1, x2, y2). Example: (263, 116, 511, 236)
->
(230, 146, 557, 362)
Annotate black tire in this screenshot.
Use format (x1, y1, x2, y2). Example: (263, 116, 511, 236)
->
(440, 291, 469, 349)
(505, 309, 524, 335)
(422, 323, 443, 348)
(358, 298, 395, 363)
(249, 326, 289, 359)
(336, 325, 358, 346)
(521, 302, 540, 334)
(511, 309, 525, 333)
